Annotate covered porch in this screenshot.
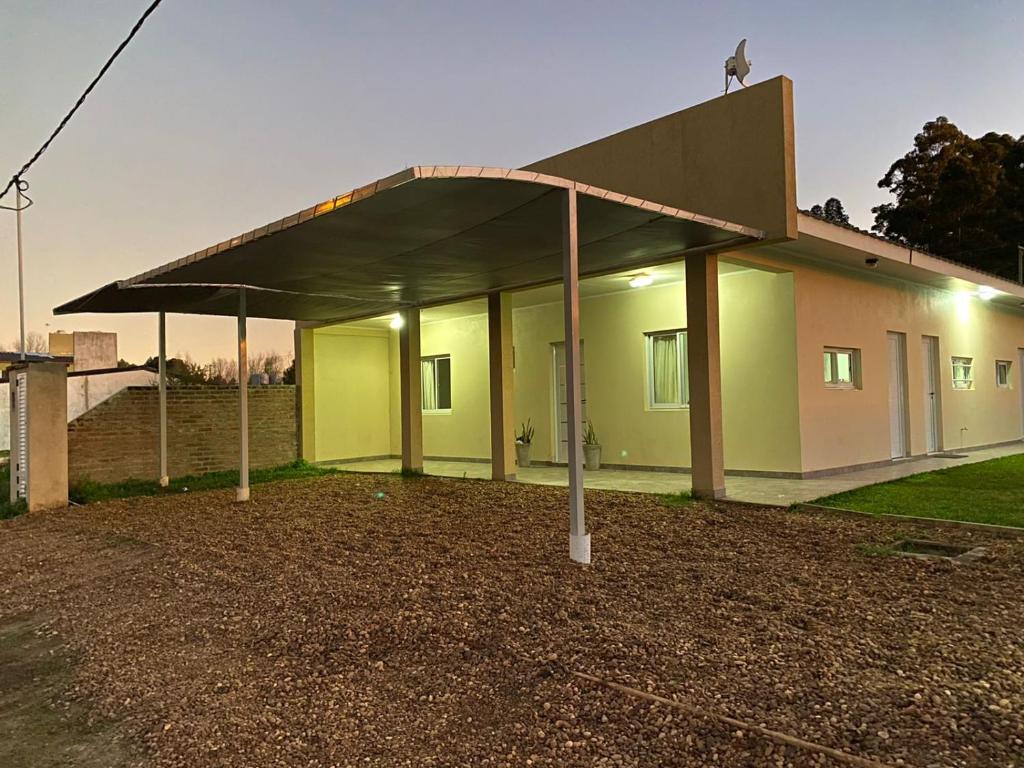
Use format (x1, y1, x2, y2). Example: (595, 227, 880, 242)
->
(56, 166, 764, 563)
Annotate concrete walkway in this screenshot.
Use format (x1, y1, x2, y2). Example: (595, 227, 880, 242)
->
(333, 442, 1024, 506)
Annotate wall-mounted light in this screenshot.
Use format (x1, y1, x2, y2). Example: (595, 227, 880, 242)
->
(977, 285, 998, 301)
(389, 313, 404, 329)
(628, 274, 653, 288)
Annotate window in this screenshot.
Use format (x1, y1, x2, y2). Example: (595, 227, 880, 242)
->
(996, 360, 1012, 389)
(646, 330, 688, 408)
(421, 355, 451, 412)
(823, 347, 859, 388)
(952, 357, 973, 390)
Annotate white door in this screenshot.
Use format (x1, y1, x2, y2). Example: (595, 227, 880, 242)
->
(552, 342, 586, 463)
(888, 332, 909, 458)
(1019, 349, 1024, 437)
(922, 336, 942, 453)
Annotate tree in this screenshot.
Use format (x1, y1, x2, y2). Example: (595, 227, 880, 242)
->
(7, 331, 47, 354)
(872, 117, 1024, 278)
(809, 198, 850, 225)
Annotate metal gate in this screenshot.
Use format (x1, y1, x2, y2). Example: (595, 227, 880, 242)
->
(11, 372, 28, 501)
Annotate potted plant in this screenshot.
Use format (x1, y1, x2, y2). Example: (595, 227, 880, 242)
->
(583, 420, 601, 470)
(515, 419, 534, 468)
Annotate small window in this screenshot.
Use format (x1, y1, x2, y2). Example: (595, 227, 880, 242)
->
(646, 330, 688, 408)
(952, 357, 973, 390)
(823, 347, 859, 388)
(421, 355, 451, 412)
(996, 360, 1012, 389)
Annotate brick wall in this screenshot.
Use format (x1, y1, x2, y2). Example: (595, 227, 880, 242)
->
(68, 386, 296, 484)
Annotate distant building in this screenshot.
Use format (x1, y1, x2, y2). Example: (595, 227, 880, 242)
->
(48, 331, 118, 372)
(0, 351, 74, 378)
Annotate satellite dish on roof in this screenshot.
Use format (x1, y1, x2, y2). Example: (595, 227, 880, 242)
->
(724, 38, 752, 93)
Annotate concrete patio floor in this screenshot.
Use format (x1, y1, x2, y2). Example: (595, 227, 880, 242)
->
(333, 442, 1024, 506)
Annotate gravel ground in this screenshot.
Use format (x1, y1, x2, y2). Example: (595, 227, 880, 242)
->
(1, 473, 1022, 767)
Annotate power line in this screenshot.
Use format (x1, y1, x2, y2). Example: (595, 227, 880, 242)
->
(0, 0, 165, 203)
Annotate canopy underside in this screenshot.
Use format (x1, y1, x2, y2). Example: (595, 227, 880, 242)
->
(55, 166, 763, 323)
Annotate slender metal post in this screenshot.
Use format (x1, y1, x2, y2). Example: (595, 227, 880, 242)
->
(158, 311, 169, 486)
(236, 288, 250, 502)
(562, 188, 589, 564)
(1018, 245, 1023, 286)
(16, 182, 26, 360)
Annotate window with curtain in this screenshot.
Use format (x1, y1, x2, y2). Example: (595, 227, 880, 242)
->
(646, 330, 688, 408)
(952, 356, 973, 390)
(421, 355, 452, 412)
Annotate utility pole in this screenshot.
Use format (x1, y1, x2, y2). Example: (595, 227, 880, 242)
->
(15, 179, 26, 360)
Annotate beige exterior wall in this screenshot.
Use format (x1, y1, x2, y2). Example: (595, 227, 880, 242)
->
(525, 76, 796, 241)
(785, 256, 1024, 473)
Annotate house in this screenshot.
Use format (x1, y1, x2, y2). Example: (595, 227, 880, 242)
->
(54, 76, 1024, 561)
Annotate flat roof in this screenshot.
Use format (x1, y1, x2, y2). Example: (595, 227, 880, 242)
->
(55, 166, 762, 323)
(791, 213, 1024, 311)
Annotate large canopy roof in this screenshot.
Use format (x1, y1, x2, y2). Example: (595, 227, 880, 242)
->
(55, 166, 762, 323)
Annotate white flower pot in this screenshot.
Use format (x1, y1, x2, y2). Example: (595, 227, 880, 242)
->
(583, 444, 602, 471)
(515, 442, 532, 468)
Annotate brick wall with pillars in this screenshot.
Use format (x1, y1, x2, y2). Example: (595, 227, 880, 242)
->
(68, 386, 296, 484)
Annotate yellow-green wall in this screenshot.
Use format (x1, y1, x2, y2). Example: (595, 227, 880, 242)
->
(309, 326, 393, 461)
(304, 265, 803, 473)
(511, 267, 801, 473)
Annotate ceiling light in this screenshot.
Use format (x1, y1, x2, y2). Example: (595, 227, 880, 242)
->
(389, 314, 404, 329)
(628, 274, 653, 288)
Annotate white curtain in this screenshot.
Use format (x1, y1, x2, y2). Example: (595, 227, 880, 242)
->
(652, 335, 680, 405)
(421, 359, 437, 410)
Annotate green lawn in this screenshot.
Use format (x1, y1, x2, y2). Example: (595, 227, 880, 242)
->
(813, 454, 1024, 528)
(1, 460, 343, 520)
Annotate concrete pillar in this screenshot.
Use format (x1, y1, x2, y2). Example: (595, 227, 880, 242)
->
(8, 361, 68, 511)
(236, 288, 250, 502)
(488, 292, 516, 481)
(293, 324, 305, 461)
(562, 188, 589, 564)
(158, 311, 169, 487)
(399, 308, 423, 473)
(685, 252, 726, 499)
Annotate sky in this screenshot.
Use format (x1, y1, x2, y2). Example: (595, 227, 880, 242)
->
(2, 0, 1023, 364)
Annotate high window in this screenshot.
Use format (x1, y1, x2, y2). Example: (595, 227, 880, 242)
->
(421, 355, 452, 412)
(646, 330, 688, 408)
(823, 347, 859, 388)
(951, 357, 974, 390)
(996, 360, 1012, 389)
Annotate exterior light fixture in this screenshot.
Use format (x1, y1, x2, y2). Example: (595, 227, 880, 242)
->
(977, 286, 998, 301)
(628, 274, 653, 288)
(389, 313, 404, 329)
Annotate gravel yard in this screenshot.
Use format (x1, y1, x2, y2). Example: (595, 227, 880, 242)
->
(1, 473, 1022, 767)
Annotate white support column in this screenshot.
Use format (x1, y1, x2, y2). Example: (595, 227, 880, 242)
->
(562, 188, 589, 564)
(685, 252, 726, 499)
(158, 311, 169, 487)
(236, 288, 250, 502)
(488, 292, 516, 481)
(399, 308, 423, 474)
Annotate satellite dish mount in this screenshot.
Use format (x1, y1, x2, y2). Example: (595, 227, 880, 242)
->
(724, 38, 751, 93)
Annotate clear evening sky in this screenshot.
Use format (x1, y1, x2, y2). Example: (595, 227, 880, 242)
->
(2, 0, 1022, 364)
